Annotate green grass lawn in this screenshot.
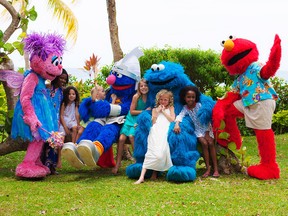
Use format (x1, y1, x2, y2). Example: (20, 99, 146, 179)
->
(0, 134, 287, 216)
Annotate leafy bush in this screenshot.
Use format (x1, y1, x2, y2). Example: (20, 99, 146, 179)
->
(271, 77, 288, 112)
(0, 84, 11, 141)
(271, 77, 288, 134)
(273, 110, 288, 134)
(139, 46, 233, 99)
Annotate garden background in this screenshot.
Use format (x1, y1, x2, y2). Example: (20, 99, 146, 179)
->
(1, 1, 288, 215)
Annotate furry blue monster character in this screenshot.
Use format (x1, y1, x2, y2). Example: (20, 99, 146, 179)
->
(126, 61, 215, 182)
(61, 47, 143, 169)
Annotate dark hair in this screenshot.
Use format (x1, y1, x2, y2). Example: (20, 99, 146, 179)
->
(51, 68, 69, 87)
(179, 85, 200, 104)
(62, 86, 80, 107)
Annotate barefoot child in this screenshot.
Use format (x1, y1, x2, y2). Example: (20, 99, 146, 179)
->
(112, 79, 149, 174)
(134, 89, 175, 184)
(174, 86, 219, 178)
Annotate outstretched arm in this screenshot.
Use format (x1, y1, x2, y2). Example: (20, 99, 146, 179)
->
(260, 34, 281, 79)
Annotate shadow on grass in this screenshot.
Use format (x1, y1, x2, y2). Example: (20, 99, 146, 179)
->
(0, 150, 136, 182)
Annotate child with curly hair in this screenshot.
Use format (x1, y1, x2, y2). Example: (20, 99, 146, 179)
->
(134, 89, 175, 184)
(174, 86, 219, 178)
(59, 86, 81, 144)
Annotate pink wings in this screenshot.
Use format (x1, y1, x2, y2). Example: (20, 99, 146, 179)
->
(0, 70, 24, 96)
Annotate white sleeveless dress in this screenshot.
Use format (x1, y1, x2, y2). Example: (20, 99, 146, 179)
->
(143, 108, 173, 171)
(59, 102, 77, 135)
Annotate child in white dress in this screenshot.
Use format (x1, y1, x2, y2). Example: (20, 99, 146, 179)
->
(59, 86, 81, 144)
(174, 86, 219, 178)
(134, 89, 175, 184)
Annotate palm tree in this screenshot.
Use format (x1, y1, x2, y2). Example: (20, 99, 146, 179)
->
(106, 0, 123, 62)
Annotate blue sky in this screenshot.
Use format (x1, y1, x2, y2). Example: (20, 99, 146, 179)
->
(1, 0, 287, 81)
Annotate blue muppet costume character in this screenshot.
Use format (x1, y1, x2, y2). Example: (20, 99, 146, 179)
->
(61, 47, 143, 168)
(126, 61, 215, 182)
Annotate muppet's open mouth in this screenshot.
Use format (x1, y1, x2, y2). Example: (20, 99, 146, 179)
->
(150, 78, 174, 85)
(112, 84, 133, 90)
(228, 48, 252, 66)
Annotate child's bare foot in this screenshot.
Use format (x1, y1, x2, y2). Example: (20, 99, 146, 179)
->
(56, 163, 62, 169)
(112, 162, 121, 175)
(134, 179, 144, 184)
(202, 170, 210, 178)
(150, 171, 157, 180)
(150, 176, 157, 180)
(212, 171, 220, 178)
(112, 167, 119, 175)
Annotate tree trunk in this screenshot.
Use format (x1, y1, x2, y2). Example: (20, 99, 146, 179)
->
(0, 57, 25, 156)
(0, 0, 21, 43)
(216, 145, 243, 175)
(106, 0, 123, 62)
(0, 137, 28, 156)
(0, 1, 24, 156)
(0, 56, 19, 110)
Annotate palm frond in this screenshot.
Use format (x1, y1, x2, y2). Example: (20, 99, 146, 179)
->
(47, 0, 78, 44)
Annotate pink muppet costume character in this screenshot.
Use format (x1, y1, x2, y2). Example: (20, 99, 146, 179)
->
(213, 35, 281, 180)
(11, 33, 66, 178)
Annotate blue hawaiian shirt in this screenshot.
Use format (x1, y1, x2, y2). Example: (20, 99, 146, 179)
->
(231, 62, 279, 107)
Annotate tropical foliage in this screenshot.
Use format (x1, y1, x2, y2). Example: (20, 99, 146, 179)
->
(1, 46, 288, 155)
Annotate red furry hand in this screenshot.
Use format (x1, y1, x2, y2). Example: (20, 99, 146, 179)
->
(23, 114, 42, 132)
(212, 103, 224, 130)
(212, 92, 240, 129)
(260, 34, 281, 79)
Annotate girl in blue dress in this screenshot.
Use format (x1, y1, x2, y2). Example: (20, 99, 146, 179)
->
(112, 79, 150, 174)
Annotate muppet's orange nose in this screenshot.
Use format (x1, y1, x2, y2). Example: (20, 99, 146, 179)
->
(224, 39, 234, 52)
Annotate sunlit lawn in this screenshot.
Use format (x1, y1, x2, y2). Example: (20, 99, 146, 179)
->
(0, 134, 287, 215)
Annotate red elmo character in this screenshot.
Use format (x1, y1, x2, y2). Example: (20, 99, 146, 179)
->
(213, 35, 281, 180)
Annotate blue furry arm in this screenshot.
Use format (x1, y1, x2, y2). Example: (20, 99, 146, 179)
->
(133, 110, 152, 159)
(198, 94, 216, 125)
(89, 100, 111, 118)
(119, 99, 132, 116)
(79, 97, 93, 122)
(79, 97, 111, 120)
(136, 110, 152, 133)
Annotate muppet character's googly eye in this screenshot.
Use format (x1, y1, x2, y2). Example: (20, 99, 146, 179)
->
(158, 64, 165, 71)
(220, 40, 225, 47)
(52, 58, 60, 66)
(151, 64, 158, 72)
(228, 35, 236, 40)
(116, 72, 122, 78)
(59, 57, 63, 65)
(51, 56, 61, 66)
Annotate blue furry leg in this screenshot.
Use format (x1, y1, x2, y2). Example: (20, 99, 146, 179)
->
(95, 123, 120, 151)
(166, 165, 197, 182)
(77, 121, 102, 143)
(126, 163, 154, 179)
(126, 163, 143, 179)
